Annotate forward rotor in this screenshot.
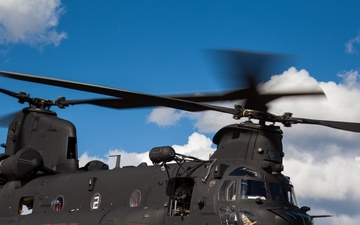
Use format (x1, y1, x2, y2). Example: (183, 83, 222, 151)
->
(0, 50, 323, 112)
(2, 49, 357, 133)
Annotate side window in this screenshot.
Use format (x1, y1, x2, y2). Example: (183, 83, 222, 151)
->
(67, 137, 77, 159)
(19, 196, 34, 215)
(241, 179, 266, 200)
(129, 189, 141, 207)
(219, 180, 237, 201)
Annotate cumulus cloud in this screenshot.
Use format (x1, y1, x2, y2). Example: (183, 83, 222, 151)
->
(79, 132, 215, 168)
(147, 107, 184, 126)
(284, 148, 360, 201)
(345, 32, 360, 54)
(328, 215, 360, 225)
(79, 149, 150, 169)
(81, 68, 360, 225)
(146, 103, 237, 132)
(338, 69, 360, 88)
(264, 68, 360, 225)
(146, 67, 360, 131)
(171, 132, 215, 159)
(261, 67, 322, 92)
(0, 0, 67, 47)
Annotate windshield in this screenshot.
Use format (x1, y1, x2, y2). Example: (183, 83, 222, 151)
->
(287, 184, 298, 206)
(218, 176, 299, 206)
(269, 182, 298, 206)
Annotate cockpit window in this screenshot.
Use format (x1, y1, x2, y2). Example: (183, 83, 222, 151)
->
(241, 179, 266, 200)
(269, 182, 298, 206)
(219, 180, 237, 201)
(228, 167, 259, 177)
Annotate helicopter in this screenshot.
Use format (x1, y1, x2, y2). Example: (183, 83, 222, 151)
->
(0, 50, 359, 225)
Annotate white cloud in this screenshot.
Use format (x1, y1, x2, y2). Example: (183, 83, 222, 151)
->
(79, 149, 150, 169)
(79, 132, 215, 168)
(147, 68, 321, 131)
(284, 147, 360, 201)
(262, 68, 360, 225)
(191, 110, 234, 133)
(171, 132, 215, 159)
(0, 0, 67, 47)
(327, 215, 360, 225)
(261, 67, 321, 92)
(146, 107, 184, 126)
(309, 209, 360, 225)
(338, 69, 360, 88)
(147, 102, 238, 132)
(345, 32, 360, 54)
(146, 67, 360, 131)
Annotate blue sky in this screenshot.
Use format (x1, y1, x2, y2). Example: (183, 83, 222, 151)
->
(1, 1, 360, 224)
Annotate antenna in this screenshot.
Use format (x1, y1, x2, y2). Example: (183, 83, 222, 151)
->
(109, 155, 121, 169)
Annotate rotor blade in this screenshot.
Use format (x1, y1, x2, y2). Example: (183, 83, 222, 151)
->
(205, 49, 282, 85)
(62, 98, 154, 109)
(0, 49, 322, 113)
(161, 90, 325, 107)
(58, 81, 323, 110)
(289, 117, 360, 132)
(260, 91, 325, 104)
(0, 111, 17, 127)
(0, 88, 29, 101)
(62, 98, 239, 115)
(205, 49, 293, 111)
(61, 89, 255, 109)
(0, 88, 19, 98)
(63, 89, 324, 110)
(0, 70, 324, 115)
(0, 71, 238, 115)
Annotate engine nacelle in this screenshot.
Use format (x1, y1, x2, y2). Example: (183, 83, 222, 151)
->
(0, 148, 43, 180)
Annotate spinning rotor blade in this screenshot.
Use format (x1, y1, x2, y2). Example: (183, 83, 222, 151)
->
(0, 71, 238, 116)
(63, 89, 324, 110)
(0, 49, 324, 112)
(1, 72, 356, 133)
(61, 89, 255, 109)
(205, 49, 304, 111)
(205, 49, 280, 83)
(0, 111, 17, 127)
(206, 49, 277, 111)
(0, 71, 323, 112)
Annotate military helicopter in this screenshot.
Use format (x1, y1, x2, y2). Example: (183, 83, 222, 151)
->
(0, 50, 359, 225)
